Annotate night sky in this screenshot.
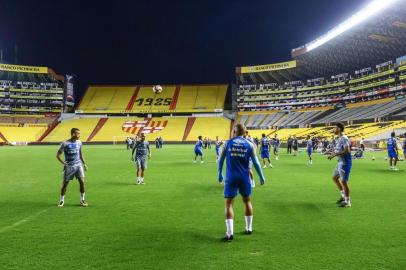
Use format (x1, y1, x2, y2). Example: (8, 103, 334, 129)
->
(0, 0, 370, 98)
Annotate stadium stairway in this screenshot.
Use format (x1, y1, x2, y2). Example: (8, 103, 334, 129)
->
(87, 118, 108, 142)
(182, 117, 196, 142)
(169, 85, 181, 110)
(37, 120, 59, 142)
(125, 86, 140, 111)
(0, 131, 8, 143)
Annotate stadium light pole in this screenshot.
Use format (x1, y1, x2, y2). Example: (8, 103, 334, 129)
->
(307, 0, 401, 52)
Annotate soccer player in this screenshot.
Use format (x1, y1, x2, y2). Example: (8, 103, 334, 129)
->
(387, 132, 399, 170)
(403, 133, 406, 160)
(306, 135, 313, 165)
(359, 137, 365, 152)
(215, 136, 223, 160)
(287, 135, 293, 154)
(218, 124, 266, 242)
(328, 123, 352, 208)
(272, 134, 280, 160)
(260, 134, 272, 168)
(131, 132, 151, 184)
(194, 136, 204, 163)
(56, 128, 88, 207)
(292, 135, 298, 156)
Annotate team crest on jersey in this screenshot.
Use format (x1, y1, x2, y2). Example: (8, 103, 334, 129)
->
(122, 119, 168, 135)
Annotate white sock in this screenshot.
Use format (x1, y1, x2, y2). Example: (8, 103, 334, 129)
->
(340, 190, 345, 198)
(60, 195, 65, 202)
(225, 219, 234, 237)
(345, 196, 350, 204)
(81, 193, 85, 201)
(245, 216, 253, 231)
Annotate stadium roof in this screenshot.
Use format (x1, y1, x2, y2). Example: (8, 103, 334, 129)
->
(237, 0, 406, 84)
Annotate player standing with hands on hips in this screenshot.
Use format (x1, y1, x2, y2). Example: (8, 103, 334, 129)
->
(56, 128, 88, 207)
(218, 124, 266, 242)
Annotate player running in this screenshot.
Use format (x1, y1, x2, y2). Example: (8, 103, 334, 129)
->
(259, 134, 272, 168)
(306, 135, 313, 165)
(272, 134, 280, 160)
(194, 136, 204, 163)
(215, 136, 223, 160)
(56, 128, 88, 207)
(218, 124, 266, 242)
(328, 123, 352, 208)
(387, 132, 399, 170)
(131, 132, 151, 185)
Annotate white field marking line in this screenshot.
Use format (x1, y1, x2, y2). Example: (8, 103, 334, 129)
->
(0, 207, 50, 234)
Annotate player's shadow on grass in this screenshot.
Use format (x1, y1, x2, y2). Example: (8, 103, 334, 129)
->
(192, 232, 224, 242)
(270, 201, 328, 214)
(106, 181, 136, 186)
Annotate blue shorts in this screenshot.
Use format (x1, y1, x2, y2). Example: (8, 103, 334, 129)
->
(224, 178, 252, 198)
(333, 163, 352, 182)
(261, 151, 270, 159)
(403, 149, 406, 156)
(194, 149, 203, 156)
(388, 150, 397, 159)
(307, 149, 312, 156)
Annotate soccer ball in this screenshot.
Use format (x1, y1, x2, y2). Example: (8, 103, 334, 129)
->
(153, 85, 163, 94)
(372, 156, 375, 161)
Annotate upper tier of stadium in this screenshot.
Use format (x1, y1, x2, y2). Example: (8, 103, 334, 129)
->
(237, 0, 406, 84)
(237, 60, 406, 111)
(0, 63, 65, 114)
(77, 84, 228, 114)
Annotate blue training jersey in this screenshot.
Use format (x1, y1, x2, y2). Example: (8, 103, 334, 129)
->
(387, 137, 397, 151)
(307, 139, 313, 150)
(261, 137, 270, 152)
(194, 140, 203, 151)
(224, 137, 254, 182)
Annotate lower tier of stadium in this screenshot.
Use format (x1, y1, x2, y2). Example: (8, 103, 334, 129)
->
(247, 121, 406, 142)
(40, 116, 232, 143)
(1, 116, 405, 144)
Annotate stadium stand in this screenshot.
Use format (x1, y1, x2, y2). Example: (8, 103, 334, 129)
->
(43, 116, 232, 143)
(78, 86, 135, 113)
(77, 84, 228, 113)
(246, 121, 406, 142)
(0, 63, 65, 114)
(0, 124, 48, 143)
(185, 117, 231, 142)
(42, 118, 100, 143)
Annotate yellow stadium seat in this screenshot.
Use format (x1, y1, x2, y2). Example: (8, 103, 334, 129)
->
(78, 86, 135, 113)
(186, 117, 231, 141)
(91, 117, 189, 142)
(43, 118, 100, 142)
(77, 84, 227, 113)
(131, 86, 176, 113)
(0, 125, 47, 143)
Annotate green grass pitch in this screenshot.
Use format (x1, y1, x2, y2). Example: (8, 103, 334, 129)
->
(0, 144, 405, 270)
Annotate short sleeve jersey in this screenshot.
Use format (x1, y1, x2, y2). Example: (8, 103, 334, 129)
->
(59, 140, 83, 166)
(335, 135, 352, 165)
